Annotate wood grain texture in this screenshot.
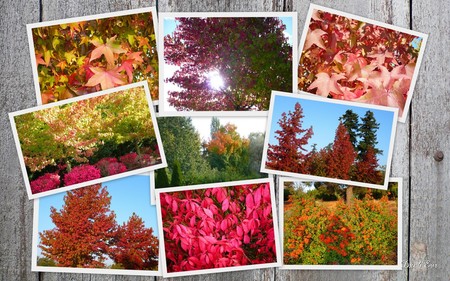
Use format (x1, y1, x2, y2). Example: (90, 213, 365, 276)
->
(0, 0, 448, 280)
(410, 0, 450, 281)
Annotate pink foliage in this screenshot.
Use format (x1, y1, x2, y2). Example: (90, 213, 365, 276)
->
(95, 157, 123, 176)
(119, 152, 156, 170)
(30, 173, 61, 194)
(63, 164, 101, 186)
(160, 183, 276, 273)
(107, 162, 127, 176)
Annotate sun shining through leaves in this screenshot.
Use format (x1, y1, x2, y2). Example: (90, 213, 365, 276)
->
(207, 71, 225, 91)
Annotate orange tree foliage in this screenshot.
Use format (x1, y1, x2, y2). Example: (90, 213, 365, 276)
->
(39, 184, 116, 268)
(284, 187, 398, 265)
(299, 9, 423, 116)
(204, 123, 250, 174)
(15, 86, 156, 173)
(32, 12, 158, 104)
(266, 102, 313, 173)
(327, 122, 357, 180)
(110, 213, 159, 270)
(39, 184, 159, 269)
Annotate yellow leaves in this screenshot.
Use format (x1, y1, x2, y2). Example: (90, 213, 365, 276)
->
(64, 50, 77, 64)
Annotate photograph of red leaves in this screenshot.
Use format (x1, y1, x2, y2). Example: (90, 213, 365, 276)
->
(27, 8, 159, 105)
(10, 83, 165, 199)
(157, 179, 280, 276)
(299, 5, 427, 122)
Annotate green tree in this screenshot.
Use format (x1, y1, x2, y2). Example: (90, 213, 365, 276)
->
(156, 168, 170, 188)
(248, 132, 265, 175)
(170, 160, 183, 186)
(357, 110, 381, 157)
(157, 117, 211, 185)
(339, 110, 360, 148)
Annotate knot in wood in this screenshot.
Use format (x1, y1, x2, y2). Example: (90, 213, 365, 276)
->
(433, 150, 444, 162)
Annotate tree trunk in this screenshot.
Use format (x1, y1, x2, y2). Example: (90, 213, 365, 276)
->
(346, 186, 354, 206)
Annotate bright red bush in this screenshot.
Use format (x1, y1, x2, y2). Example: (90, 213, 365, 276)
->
(30, 173, 61, 194)
(160, 183, 276, 272)
(107, 162, 127, 176)
(63, 164, 101, 186)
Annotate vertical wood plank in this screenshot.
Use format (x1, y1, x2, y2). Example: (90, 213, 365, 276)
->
(37, 1, 157, 281)
(410, 0, 450, 280)
(157, 1, 280, 280)
(283, 1, 412, 281)
(0, 0, 40, 280)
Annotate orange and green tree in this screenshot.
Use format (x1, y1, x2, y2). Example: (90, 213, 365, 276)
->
(32, 11, 158, 104)
(15, 86, 158, 174)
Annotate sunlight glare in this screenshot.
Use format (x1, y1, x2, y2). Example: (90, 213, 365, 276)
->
(208, 71, 225, 90)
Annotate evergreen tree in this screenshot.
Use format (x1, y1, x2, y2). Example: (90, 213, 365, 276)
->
(354, 146, 382, 184)
(156, 168, 170, 188)
(338, 110, 360, 148)
(170, 160, 183, 186)
(358, 110, 381, 157)
(266, 102, 313, 173)
(210, 117, 221, 138)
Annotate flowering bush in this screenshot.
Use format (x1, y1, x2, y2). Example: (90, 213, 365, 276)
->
(160, 183, 276, 272)
(284, 194, 397, 265)
(30, 173, 61, 194)
(63, 165, 101, 186)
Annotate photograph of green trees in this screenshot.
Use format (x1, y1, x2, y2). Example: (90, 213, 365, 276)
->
(262, 92, 397, 189)
(33, 174, 160, 275)
(155, 116, 267, 190)
(161, 13, 295, 113)
(281, 177, 401, 268)
(10, 83, 165, 198)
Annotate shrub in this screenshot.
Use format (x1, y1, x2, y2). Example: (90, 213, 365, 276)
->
(120, 153, 156, 170)
(107, 162, 127, 176)
(95, 157, 119, 177)
(30, 173, 61, 194)
(160, 183, 276, 272)
(63, 165, 101, 186)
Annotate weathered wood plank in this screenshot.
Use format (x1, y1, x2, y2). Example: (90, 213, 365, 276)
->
(0, 0, 40, 280)
(279, 1, 412, 280)
(35, 1, 158, 281)
(410, 0, 450, 280)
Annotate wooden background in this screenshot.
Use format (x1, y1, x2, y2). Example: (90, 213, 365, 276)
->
(0, 0, 449, 280)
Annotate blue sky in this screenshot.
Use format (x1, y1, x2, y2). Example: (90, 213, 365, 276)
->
(164, 16, 293, 45)
(37, 174, 158, 256)
(268, 95, 395, 166)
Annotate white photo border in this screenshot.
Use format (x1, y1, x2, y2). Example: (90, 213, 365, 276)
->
(9, 81, 167, 200)
(260, 91, 398, 190)
(278, 176, 403, 270)
(31, 174, 162, 276)
(297, 3, 428, 123)
(26, 6, 160, 106)
(155, 178, 281, 277)
(158, 12, 298, 117)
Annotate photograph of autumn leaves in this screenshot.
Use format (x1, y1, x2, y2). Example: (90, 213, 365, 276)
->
(8, 2, 428, 277)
